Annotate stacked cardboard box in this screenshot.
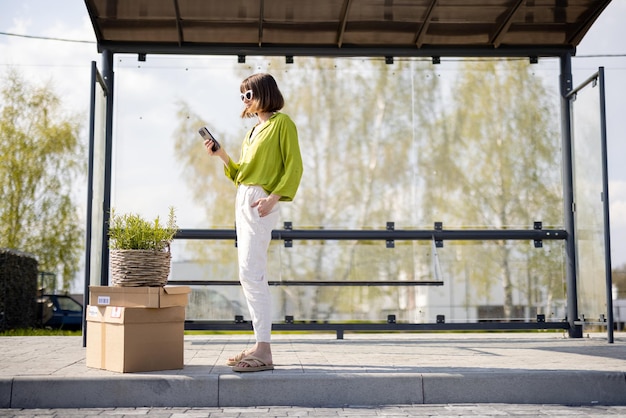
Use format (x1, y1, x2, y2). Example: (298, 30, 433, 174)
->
(86, 285, 191, 373)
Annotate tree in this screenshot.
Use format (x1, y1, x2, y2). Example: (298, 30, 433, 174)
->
(0, 69, 84, 291)
(422, 59, 563, 319)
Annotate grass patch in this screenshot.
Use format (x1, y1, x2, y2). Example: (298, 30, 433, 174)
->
(184, 330, 317, 336)
(0, 328, 82, 336)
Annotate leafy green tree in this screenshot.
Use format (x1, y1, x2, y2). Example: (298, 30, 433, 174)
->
(423, 59, 563, 319)
(0, 69, 84, 291)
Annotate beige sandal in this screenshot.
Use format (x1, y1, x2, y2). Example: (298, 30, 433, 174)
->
(232, 355, 274, 373)
(226, 350, 248, 366)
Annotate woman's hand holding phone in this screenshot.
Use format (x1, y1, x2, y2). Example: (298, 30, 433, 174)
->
(199, 126, 220, 152)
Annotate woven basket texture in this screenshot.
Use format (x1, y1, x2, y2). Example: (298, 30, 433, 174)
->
(110, 249, 171, 287)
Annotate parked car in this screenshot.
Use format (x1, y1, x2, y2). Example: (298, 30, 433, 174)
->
(38, 294, 83, 330)
(186, 288, 246, 321)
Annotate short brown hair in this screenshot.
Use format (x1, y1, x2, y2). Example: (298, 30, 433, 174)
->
(240, 73, 285, 118)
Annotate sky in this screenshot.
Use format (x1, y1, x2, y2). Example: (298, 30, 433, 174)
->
(1, 1, 625, 275)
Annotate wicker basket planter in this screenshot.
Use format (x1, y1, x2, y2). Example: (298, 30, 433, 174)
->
(108, 208, 178, 287)
(110, 248, 171, 287)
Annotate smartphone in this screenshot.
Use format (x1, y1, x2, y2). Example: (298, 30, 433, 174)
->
(198, 126, 221, 151)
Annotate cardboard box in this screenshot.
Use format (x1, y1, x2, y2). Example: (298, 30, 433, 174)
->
(89, 285, 190, 308)
(86, 305, 185, 373)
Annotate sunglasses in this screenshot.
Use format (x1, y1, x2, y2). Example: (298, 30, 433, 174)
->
(240, 90, 253, 101)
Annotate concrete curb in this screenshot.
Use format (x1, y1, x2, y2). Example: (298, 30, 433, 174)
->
(9, 375, 218, 408)
(219, 373, 423, 407)
(0, 378, 11, 408)
(422, 371, 626, 405)
(3, 371, 626, 408)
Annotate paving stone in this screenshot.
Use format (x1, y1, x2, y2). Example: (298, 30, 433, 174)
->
(1, 333, 626, 410)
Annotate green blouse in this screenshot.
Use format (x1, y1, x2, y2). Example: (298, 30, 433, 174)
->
(224, 112, 303, 202)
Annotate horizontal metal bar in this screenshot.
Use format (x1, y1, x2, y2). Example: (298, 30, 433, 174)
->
(99, 42, 575, 58)
(184, 320, 569, 332)
(574, 320, 607, 326)
(175, 228, 567, 241)
(566, 71, 599, 99)
(168, 280, 443, 287)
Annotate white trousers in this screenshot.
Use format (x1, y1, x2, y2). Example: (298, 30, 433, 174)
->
(235, 185, 280, 343)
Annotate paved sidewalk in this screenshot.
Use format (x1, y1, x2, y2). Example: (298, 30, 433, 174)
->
(3, 403, 626, 417)
(1, 332, 626, 409)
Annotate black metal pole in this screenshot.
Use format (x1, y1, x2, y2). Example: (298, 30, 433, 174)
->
(560, 51, 582, 338)
(82, 62, 98, 347)
(599, 67, 614, 343)
(99, 50, 114, 287)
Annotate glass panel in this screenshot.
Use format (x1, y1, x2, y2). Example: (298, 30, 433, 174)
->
(111, 55, 566, 324)
(88, 68, 107, 288)
(571, 74, 608, 322)
(110, 55, 563, 230)
(173, 239, 566, 323)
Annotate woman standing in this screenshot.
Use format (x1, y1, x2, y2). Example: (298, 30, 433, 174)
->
(204, 73, 303, 372)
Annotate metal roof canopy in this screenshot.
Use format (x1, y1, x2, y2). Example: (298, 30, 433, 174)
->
(84, 0, 611, 58)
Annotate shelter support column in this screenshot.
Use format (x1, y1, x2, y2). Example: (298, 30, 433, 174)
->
(99, 49, 114, 286)
(560, 51, 582, 338)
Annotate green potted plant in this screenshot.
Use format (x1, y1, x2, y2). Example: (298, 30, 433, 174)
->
(108, 207, 178, 287)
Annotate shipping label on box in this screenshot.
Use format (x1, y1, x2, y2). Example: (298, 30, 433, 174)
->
(97, 295, 111, 305)
(89, 285, 190, 308)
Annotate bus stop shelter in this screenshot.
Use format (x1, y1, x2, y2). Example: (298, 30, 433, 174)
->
(82, 0, 614, 340)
